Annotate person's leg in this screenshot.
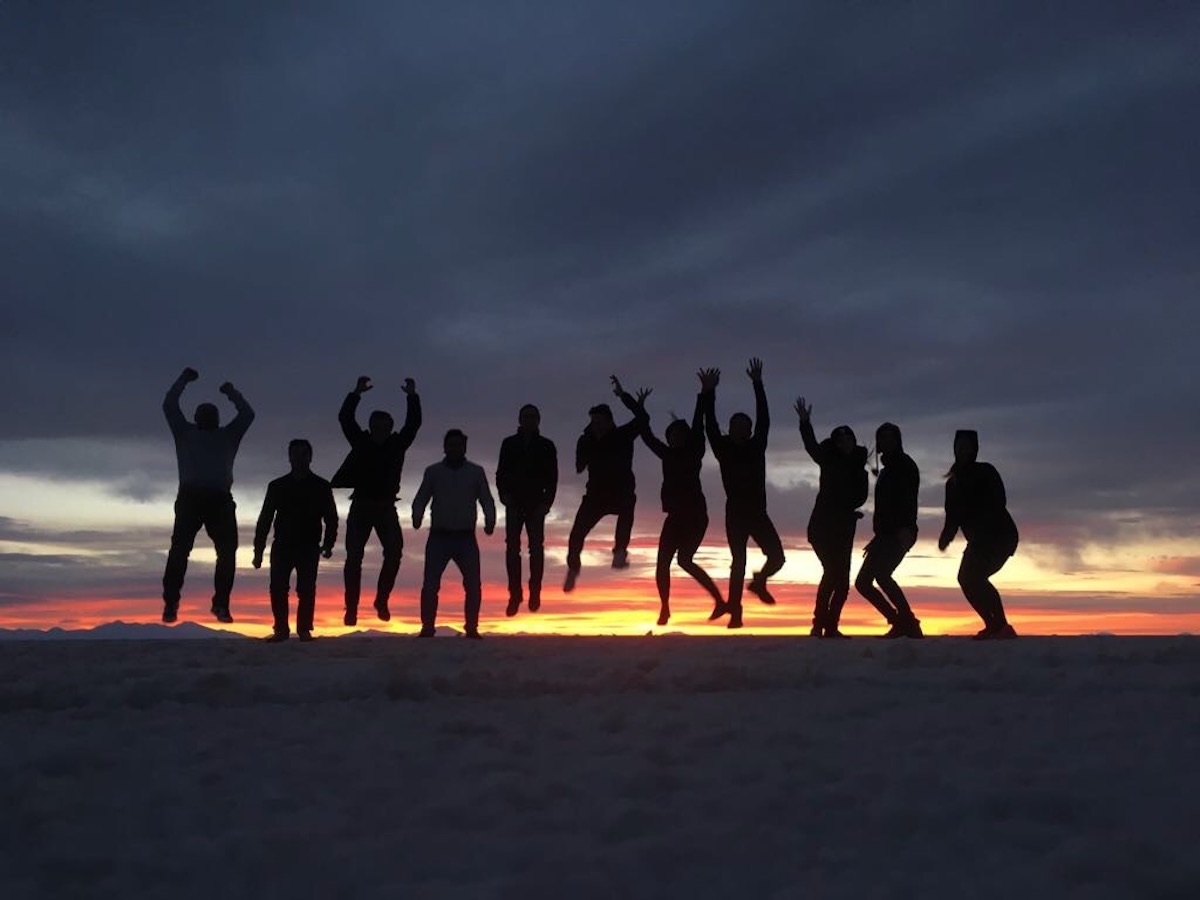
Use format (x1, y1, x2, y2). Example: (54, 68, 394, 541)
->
(676, 512, 724, 612)
(725, 509, 750, 627)
(655, 516, 681, 624)
(343, 500, 371, 624)
(419, 532, 454, 632)
(294, 549, 320, 637)
(267, 544, 293, 636)
(526, 511, 546, 610)
(959, 543, 1012, 635)
(810, 534, 834, 635)
(875, 533, 919, 635)
(374, 504, 403, 619)
(612, 493, 636, 567)
(504, 505, 525, 611)
(205, 493, 239, 620)
(825, 523, 857, 634)
(746, 513, 785, 604)
(855, 539, 902, 628)
(162, 491, 205, 620)
(565, 494, 608, 589)
(456, 534, 483, 635)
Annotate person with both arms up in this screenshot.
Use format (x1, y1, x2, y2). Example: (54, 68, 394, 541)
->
(638, 371, 725, 626)
(253, 439, 338, 642)
(161, 367, 255, 624)
(496, 404, 557, 617)
(703, 358, 785, 629)
(563, 376, 650, 592)
(332, 375, 421, 627)
(855, 422, 922, 638)
(412, 429, 497, 639)
(938, 429, 1019, 639)
(795, 396, 869, 638)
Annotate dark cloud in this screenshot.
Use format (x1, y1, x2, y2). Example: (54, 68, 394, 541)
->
(1, 2, 1198, 614)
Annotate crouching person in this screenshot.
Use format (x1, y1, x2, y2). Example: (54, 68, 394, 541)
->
(412, 429, 497, 639)
(253, 439, 339, 642)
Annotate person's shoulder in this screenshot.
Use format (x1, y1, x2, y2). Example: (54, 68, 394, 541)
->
(267, 474, 288, 490)
(311, 474, 333, 490)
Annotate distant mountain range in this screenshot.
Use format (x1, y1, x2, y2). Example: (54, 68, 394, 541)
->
(0, 620, 245, 641)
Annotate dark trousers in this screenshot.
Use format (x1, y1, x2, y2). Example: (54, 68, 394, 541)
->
(566, 492, 635, 570)
(420, 531, 482, 630)
(810, 520, 858, 629)
(162, 488, 238, 610)
(725, 508, 786, 613)
(344, 498, 403, 612)
(504, 505, 546, 598)
(269, 544, 319, 635)
(855, 531, 917, 624)
(959, 541, 1014, 629)
(656, 511, 723, 607)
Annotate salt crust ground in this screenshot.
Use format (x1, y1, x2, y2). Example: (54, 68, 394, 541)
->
(1, 636, 1198, 900)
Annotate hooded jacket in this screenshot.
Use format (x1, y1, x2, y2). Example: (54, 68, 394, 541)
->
(800, 420, 869, 538)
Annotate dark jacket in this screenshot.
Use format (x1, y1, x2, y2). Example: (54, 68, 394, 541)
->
(703, 381, 769, 515)
(331, 392, 421, 501)
(799, 420, 868, 537)
(640, 394, 707, 517)
(575, 391, 647, 498)
(254, 472, 339, 555)
(940, 462, 1019, 552)
(873, 451, 920, 535)
(496, 432, 558, 510)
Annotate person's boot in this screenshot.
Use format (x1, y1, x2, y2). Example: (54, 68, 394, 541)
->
(902, 616, 924, 638)
(612, 549, 630, 569)
(344, 607, 358, 627)
(211, 606, 234, 624)
(528, 583, 542, 612)
(727, 608, 744, 629)
(563, 567, 580, 593)
(464, 626, 483, 640)
(991, 622, 1018, 639)
(657, 604, 670, 627)
(880, 620, 906, 638)
(263, 631, 289, 643)
(298, 631, 316, 642)
(505, 592, 522, 617)
(746, 573, 776, 605)
(708, 600, 729, 621)
(417, 625, 436, 638)
(373, 598, 391, 622)
(162, 602, 178, 624)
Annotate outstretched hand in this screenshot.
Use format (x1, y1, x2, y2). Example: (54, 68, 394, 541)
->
(610, 375, 624, 396)
(746, 357, 763, 382)
(634, 387, 653, 406)
(794, 396, 812, 424)
(401, 378, 416, 395)
(219, 381, 237, 397)
(354, 376, 373, 395)
(181, 367, 199, 383)
(697, 367, 720, 392)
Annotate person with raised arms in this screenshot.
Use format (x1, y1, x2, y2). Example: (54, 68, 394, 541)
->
(161, 367, 255, 624)
(332, 375, 421, 626)
(563, 376, 650, 592)
(638, 372, 725, 625)
(702, 358, 785, 629)
(795, 396, 869, 638)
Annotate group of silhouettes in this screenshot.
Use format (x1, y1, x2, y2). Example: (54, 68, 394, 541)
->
(161, 360, 1020, 642)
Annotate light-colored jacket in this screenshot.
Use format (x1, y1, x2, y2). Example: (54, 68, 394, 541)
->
(412, 459, 496, 532)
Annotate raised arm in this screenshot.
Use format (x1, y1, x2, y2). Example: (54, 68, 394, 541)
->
(638, 417, 669, 459)
(321, 484, 339, 557)
(219, 382, 255, 438)
(698, 368, 723, 456)
(611, 376, 651, 436)
(395, 378, 422, 449)
(339, 377, 370, 444)
(795, 396, 822, 462)
(751, 378, 769, 447)
(163, 367, 197, 433)
(688, 392, 707, 456)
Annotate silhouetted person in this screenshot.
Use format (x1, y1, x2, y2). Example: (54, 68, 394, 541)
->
(938, 430, 1019, 639)
(796, 397, 868, 638)
(412, 429, 496, 638)
(855, 423, 922, 638)
(703, 359, 785, 629)
(496, 404, 558, 616)
(332, 375, 421, 626)
(253, 440, 338, 642)
(161, 367, 254, 624)
(563, 376, 650, 592)
(640, 374, 724, 626)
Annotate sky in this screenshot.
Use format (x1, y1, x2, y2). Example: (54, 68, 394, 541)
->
(2, 1, 1198, 636)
